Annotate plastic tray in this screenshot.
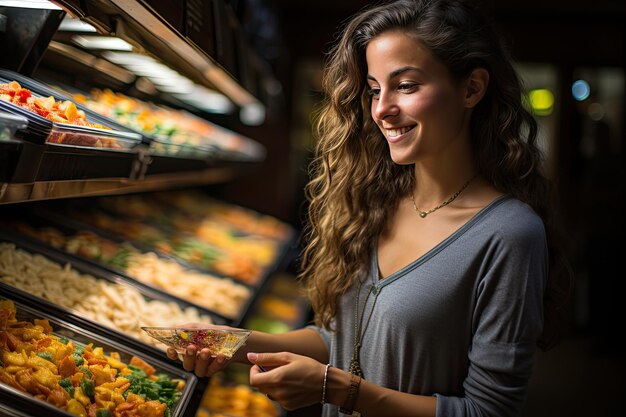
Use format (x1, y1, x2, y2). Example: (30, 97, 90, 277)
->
(0, 72, 143, 150)
(0, 231, 228, 356)
(0, 110, 28, 138)
(142, 326, 251, 359)
(36, 143, 137, 181)
(11, 74, 264, 172)
(0, 111, 45, 182)
(64, 193, 295, 282)
(8, 75, 220, 161)
(0, 68, 149, 142)
(0, 100, 50, 143)
(0, 296, 198, 417)
(47, 123, 141, 149)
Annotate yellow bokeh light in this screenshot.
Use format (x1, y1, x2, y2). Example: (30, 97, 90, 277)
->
(528, 89, 554, 116)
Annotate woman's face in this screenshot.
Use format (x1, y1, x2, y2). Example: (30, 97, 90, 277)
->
(366, 30, 470, 165)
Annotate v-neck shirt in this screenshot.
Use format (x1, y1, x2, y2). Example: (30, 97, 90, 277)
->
(311, 196, 548, 417)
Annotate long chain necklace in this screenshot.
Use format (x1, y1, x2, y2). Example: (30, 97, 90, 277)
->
(411, 174, 477, 218)
(348, 280, 381, 378)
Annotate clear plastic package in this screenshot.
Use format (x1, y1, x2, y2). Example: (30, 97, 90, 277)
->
(142, 326, 251, 359)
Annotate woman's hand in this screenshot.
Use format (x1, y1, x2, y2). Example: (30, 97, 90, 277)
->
(165, 322, 238, 378)
(247, 351, 326, 411)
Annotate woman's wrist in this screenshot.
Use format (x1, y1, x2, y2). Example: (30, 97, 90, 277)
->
(325, 367, 353, 408)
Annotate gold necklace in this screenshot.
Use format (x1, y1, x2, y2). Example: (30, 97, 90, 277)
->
(348, 280, 381, 378)
(411, 174, 477, 218)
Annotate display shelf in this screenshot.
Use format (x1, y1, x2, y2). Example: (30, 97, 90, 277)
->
(0, 0, 274, 204)
(242, 273, 310, 335)
(28, 197, 297, 325)
(0, 162, 252, 204)
(48, 194, 297, 288)
(0, 231, 229, 353)
(0, 3, 295, 417)
(2, 212, 252, 324)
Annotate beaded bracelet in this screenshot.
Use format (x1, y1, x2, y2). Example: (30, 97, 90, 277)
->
(321, 363, 331, 404)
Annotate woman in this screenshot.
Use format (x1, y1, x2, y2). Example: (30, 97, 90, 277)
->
(169, 1, 571, 416)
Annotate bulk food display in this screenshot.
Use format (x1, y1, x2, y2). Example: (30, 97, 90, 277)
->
(0, 188, 298, 416)
(0, 237, 221, 352)
(0, 79, 142, 150)
(5, 221, 251, 320)
(0, 298, 197, 417)
(73, 89, 265, 161)
(42, 191, 294, 289)
(0, 2, 302, 417)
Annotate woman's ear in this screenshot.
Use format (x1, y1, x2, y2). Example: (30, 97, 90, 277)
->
(464, 68, 489, 108)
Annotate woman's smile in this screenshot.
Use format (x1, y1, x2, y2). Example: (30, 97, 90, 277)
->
(385, 125, 416, 142)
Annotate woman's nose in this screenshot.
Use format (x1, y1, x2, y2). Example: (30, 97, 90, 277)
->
(372, 91, 399, 120)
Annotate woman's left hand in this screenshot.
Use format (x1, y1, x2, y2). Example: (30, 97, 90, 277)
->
(247, 351, 326, 411)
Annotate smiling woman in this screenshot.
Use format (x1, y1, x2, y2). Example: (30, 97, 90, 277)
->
(365, 31, 484, 167)
(168, 2, 573, 417)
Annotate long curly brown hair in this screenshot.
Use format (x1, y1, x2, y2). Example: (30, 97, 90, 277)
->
(299, 0, 572, 350)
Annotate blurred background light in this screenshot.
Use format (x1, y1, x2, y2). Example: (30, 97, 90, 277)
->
(572, 79, 591, 101)
(58, 16, 97, 32)
(72, 36, 133, 51)
(588, 102, 606, 121)
(528, 88, 555, 116)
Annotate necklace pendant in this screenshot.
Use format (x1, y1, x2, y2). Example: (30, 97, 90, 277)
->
(348, 357, 363, 378)
(419, 211, 427, 218)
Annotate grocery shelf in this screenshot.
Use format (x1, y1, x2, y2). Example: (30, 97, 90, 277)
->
(0, 163, 249, 204)
(0, 2, 295, 416)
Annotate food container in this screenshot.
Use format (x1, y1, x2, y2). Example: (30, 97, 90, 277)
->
(0, 296, 198, 417)
(0, 111, 45, 183)
(47, 123, 141, 150)
(68, 87, 265, 162)
(142, 326, 251, 359)
(196, 376, 281, 417)
(0, 95, 50, 144)
(36, 143, 138, 181)
(0, 110, 27, 140)
(0, 68, 146, 138)
(0, 71, 143, 150)
(0, 231, 228, 359)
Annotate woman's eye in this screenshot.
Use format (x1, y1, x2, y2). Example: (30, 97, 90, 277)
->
(398, 82, 418, 92)
(367, 87, 380, 98)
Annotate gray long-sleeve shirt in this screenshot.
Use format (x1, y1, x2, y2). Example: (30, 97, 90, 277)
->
(311, 196, 547, 417)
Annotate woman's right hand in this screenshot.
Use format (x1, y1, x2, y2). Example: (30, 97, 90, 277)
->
(165, 322, 238, 378)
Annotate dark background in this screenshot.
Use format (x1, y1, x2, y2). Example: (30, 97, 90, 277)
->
(212, 1, 626, 416)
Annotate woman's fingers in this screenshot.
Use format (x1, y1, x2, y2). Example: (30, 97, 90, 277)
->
(186, 349, 229, 377)
(207, 353, 228, 375)
(194, 349, 211, 376)
(166, 347, 178, 360)
(182, 345, 198, 372)
(166, 343, 232, 378)
(248, 351, 290, 368)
